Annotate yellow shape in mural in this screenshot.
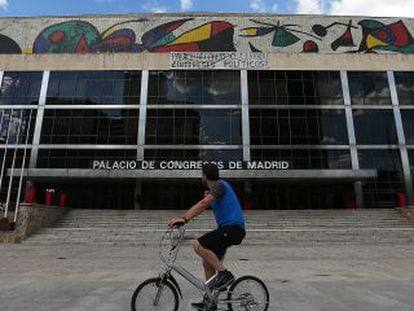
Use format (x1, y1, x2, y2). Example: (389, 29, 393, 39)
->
(168, 23, 212, 45)
(366, 34, 388, 49)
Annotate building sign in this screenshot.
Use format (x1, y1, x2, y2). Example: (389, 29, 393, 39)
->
(92, 160, 289, 170)
(170, 52, 269, 70)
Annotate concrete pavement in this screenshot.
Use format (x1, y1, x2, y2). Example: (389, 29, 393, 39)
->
(1, 242, 414, 310)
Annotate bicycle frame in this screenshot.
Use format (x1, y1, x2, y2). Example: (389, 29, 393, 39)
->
(159, 226, 214, 300)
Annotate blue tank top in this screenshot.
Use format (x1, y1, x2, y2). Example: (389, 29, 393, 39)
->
(210, 180, 245, 229)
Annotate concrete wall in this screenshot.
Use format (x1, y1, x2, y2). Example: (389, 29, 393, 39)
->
(0, 204, 67, 243)
(0, 13, 413, 55)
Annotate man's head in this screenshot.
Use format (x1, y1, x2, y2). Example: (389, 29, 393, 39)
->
(202, 163, 219, 187)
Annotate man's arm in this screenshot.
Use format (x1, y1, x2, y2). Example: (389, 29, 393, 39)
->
(168, 194, 216, 226)
(182, 194, 216, 222)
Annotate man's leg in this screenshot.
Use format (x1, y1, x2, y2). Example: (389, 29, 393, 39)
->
(193, 240, 224, 273)
(202, 260, 217, 280)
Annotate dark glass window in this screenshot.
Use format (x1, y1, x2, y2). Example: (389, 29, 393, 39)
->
(395, 72, 414, 105)
(0, 109, 37, 144)
(353, 110, 397, 145)
(47, 71, 141, 105)
(250, 109, 348, 145)
(251, 149, 351, 169)
(248, 71, 343, 105)
(348, 72, 391, 105)
(0, 72, 42, 105)
(40, 109, 139, 144)
(146, 109, 241, 145)
(358, 149, 404, 207)
(37, 149, 136, 169)
(148, 71, 241, 105)
(408, 150, 414, 175)
(251, 182, 354, 210)
(145, 149, 243, 161)
(401, 110, 414, 144)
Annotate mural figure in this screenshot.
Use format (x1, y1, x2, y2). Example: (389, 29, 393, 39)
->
(358, 19, 414, 53)
(33, 20, 147, 54)
(241, 20, 321, 48)
(302, 40, 319, 53)
(33, 18, 236, 54)
(0, 34, 21, 54)
(312, 20, 357, 51)
(139, 18, 236, 52)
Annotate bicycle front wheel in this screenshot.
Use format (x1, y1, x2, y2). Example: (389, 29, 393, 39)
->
(131, 278, 179, 311)
(227, 276, 270, 311)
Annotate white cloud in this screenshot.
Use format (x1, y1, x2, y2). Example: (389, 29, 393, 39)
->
(0, 0, 7, 10)
(180, 0, 193, 11)
(330, 0, 414, 18)
(295, 0, 324, 14)
(249, 0, 267, 13)
(141, 0, 168, 13)
(151, 7, 168, 13)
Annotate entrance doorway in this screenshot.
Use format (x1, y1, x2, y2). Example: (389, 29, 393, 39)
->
(251, 181, 355, 209)
(34, 181, 135, 209)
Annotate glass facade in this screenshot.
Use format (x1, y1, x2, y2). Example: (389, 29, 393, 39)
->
(47, 71, 141, 105)
(0, 72, 42, 106)
(348, 71, 391, 105)
(40, 109, 139, 145)
(1, 69, 414, 209)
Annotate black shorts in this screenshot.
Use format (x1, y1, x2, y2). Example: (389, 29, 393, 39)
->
(198, 225, 246, 261)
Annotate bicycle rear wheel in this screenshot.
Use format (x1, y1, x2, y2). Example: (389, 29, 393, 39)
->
(227, 276, 269, 311)
(131, 277, 179, 311)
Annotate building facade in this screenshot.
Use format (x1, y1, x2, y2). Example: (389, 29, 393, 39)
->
(1, 13, 414, 210)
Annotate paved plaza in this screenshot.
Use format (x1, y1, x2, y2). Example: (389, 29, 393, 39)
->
(1, 241, 414, 311)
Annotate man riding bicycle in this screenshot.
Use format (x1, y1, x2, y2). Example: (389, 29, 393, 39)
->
(168, 163, 246, 310)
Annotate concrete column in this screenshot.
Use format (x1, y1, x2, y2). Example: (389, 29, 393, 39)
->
(241, 70, 251, 162)
(137, 70, 149, 161)
(29, 71, 50, 169)
(388, 71, 413, 205)
(341, 70, 364, 208)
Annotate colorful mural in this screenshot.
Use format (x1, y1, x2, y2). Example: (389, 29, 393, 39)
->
(241, 20, 321, 48)
(0, 34, 21, 54)
(33, 20, 147, 53)
(0, 15, 413, 55)
(312, 21, 357, 51)
(32, 18, 235, 54)
(139, 19, 236, 52)
(358, 19, 414, 53)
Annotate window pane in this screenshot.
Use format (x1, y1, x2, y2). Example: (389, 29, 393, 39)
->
(248, 71, 343, 105)
(144, 149, 242, 161)
(348, 72, 391, 105)
(37, 149, 136, 168)
(146, 109, 241, 145)
(249, 109, 348, 145)
(0, 72, 42, 105)
(0, 109, 37, 144)
(40, 109, 139, 144)
(401, 110, 414, 144)
(353, 109, 397, 144)
(47, 71, 141, 105)
(148, 71, 241, 105)
(251, 149, 351, 169)
(358, 149, 404, 208)
(395, 72, 414, 105)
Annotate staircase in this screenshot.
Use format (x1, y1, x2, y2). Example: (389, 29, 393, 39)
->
(23, 209, 414, 246)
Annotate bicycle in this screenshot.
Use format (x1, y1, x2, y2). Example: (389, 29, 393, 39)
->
(131, 225, 270, 311)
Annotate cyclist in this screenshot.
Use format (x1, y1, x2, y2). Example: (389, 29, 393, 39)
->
(168, 163, 246, 310)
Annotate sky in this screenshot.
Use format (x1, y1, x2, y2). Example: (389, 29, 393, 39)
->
(0, 0, 413, 18)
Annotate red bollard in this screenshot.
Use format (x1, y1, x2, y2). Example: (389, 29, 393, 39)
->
(26, 186, 36, 204)
(59, 192, 67, 208)
(45, 189, 54, 206)
(396, 192, 406, 208)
